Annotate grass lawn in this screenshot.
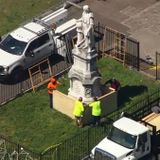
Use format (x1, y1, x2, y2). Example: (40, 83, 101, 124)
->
(0, 57, 159, 153)
(0, 88, 86, 153)
(0, 0, 62, 35)
(0, 0, 159, 154)
(97, 58, 159, 107)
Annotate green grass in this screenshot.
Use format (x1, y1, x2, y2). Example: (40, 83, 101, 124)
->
(0, 57, 159, 153)
(0, 0, 62, 35)
(97, 57, 159, 106)
(0, 87, 87, 153)
(0, 0, 159, 154)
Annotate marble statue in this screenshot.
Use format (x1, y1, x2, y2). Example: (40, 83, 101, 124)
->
(76, 5, 95, 52)
(68, 5, 102, 102)
(76, 20, 85, 48)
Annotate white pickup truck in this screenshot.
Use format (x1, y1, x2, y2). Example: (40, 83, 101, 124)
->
(0, 7, 76, 82)
(90, 112, 160, 160)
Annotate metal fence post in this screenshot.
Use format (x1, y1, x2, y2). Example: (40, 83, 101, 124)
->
(39, 153, 42, 160)
(57, 146, 60, 160)
(87, 129, 89, 155)
(18, 144, 20, 155)
(137, 41, 140, 71)
(156, 51, 158, 80)
(147, 95, 150, 111)
(98, 22, 100, 53)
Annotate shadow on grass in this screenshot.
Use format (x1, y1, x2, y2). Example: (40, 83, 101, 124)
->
(118, 85, 148, 107)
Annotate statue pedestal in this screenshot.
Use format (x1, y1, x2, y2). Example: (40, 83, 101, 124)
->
(68, 47, 102, 103)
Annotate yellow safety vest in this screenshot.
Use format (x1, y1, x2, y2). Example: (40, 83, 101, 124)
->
(73, 100, 84, 117)
(89, 101, 101, 116)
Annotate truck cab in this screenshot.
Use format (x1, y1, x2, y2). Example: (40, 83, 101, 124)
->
(0, 7, 76, 82)
(0, 22, 55, 82)
(90, 117, 151, 160)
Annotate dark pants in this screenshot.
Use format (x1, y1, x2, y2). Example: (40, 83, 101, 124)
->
(92, 116, 101, 126)
(49, 93, 53, 109)
(75, 116, 83, 127)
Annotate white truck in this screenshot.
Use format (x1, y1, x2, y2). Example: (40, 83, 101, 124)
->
(0, 7, 77, 82)
(90, 112, 160, 160)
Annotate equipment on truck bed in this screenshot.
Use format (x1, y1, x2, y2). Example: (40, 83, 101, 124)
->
(90, 111, 160, 160)
(0, 6, 77, 82)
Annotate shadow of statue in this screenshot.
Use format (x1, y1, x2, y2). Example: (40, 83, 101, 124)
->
(118, 85, 148, 107)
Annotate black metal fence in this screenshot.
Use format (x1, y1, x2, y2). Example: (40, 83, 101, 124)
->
(94, 23, 160, 80)
(126, 38, 140, 70)
(0, 0, 82, 106)
(40, 89, 160, 160)
(0, 135, 40, 160)
(0, 21, 159, 159)
(0, 55, 71, 106)
(0, 22, 141, 106)
(0, 89, 159, 160)
(156, 51, 160, 80)
(94, 22, 140, 70)
(40, 126, 109, 160)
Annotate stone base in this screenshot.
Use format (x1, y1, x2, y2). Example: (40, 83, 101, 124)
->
(53, 87, 118, 125)
(68, 47, 102, 102)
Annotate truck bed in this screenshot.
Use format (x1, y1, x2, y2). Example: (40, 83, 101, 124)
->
(142, 112, 160, 131)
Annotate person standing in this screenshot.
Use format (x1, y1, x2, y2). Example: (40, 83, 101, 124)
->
(47, 77, 60, 109)
(89, 97, 101, 126)
(73, 97, 84, 128)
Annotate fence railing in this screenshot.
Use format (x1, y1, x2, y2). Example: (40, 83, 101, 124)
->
(0, 22, 141, 106)
(94, 22, 140, 70)
(0, 135, 40, 160)
(0, 21, 159, 159)
(0, 56, 72, 106)
(40, 89, 160, 160)
(0, 89, 159, 160)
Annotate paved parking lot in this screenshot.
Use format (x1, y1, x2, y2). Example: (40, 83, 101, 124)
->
(80, 0, 160, 62)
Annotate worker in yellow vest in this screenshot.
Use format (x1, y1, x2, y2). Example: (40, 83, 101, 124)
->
(73, 97, 84, 128)
(89, 97, 101, 126)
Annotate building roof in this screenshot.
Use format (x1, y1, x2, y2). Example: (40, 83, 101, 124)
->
(114, 117, 149, 136)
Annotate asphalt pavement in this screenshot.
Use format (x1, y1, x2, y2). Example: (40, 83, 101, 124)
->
(79, 0, 160, 63)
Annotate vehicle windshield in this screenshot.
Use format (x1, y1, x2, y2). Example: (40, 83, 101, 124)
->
(108, 126, 137, 149)
(0, 35, 27, 55)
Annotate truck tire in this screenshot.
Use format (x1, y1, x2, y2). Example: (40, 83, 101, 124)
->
(11, 68, 24, 83)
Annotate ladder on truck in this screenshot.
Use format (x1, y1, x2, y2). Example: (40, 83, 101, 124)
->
(39, 7, 68, 27)
(28, 59, 52, 92)
(29, 6, 68, 38)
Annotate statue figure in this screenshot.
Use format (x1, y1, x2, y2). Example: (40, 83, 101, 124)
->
(76, 20, 85, 48)
(76, 5, 95, 52)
